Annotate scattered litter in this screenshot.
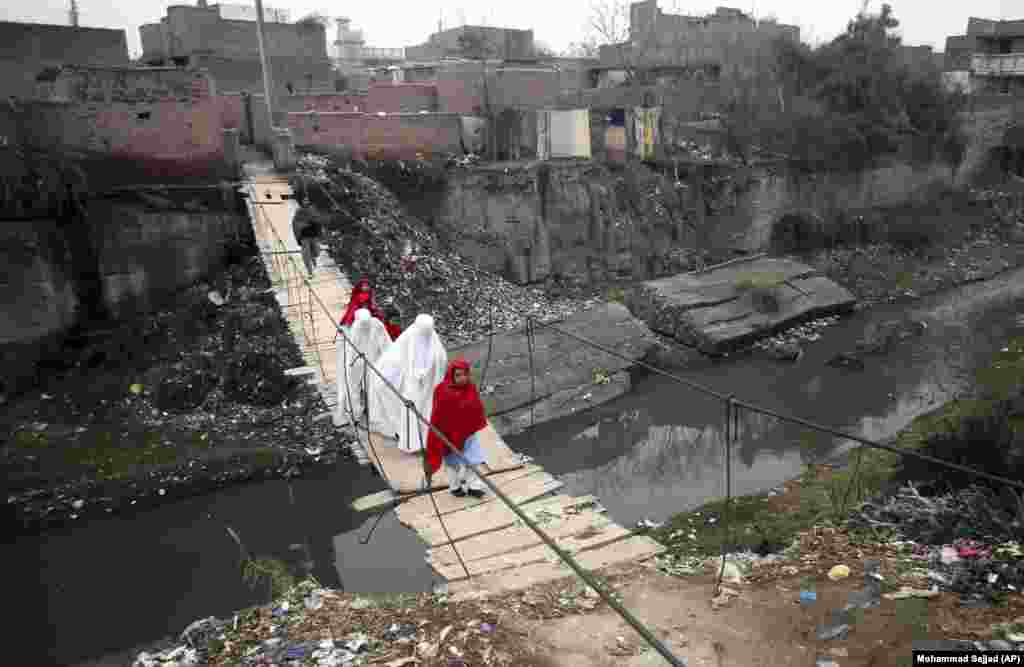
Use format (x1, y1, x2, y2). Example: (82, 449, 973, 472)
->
(883, 586, 939, 600)
(827, 564, 850, 581)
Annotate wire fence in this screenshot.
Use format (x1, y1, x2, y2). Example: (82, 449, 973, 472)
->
(248, 172, 1024, 667)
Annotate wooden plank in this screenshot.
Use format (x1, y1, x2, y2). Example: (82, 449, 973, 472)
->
(410, 494, 600, 547)
(352, 463, 544, 514)
(426, 509, 616, 566)
(396, 469, 561, 522)
(366, 423, 526, 494)
(431, 522, 635, 581)
(447, 536, 666, 599)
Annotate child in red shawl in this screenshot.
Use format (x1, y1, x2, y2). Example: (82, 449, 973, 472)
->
(337, 278, 402, 341)
(423, 358, 489, 498)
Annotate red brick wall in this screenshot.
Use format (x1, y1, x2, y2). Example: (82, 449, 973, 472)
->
(280, 93, 366, 113)
(365, 84, 439, 113)
(19, 98, 225, 181)
(288, 111, 463, 159)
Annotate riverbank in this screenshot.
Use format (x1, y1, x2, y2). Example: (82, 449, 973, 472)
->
(1, 245, 357, 538)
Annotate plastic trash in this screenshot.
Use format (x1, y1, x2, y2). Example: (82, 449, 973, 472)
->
(828, 564, 850, 581)
(940, 546, 960, 564)
(800, 590, 817, 605)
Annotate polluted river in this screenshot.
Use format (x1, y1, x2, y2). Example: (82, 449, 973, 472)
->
(10, 266, 1024, 666)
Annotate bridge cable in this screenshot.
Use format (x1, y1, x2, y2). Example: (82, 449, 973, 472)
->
(521, 315, 1024, 492)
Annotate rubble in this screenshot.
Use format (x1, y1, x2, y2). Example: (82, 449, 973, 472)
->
(294, 152, 598, 347)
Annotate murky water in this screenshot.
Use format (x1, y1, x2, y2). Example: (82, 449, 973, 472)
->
(12, 268, 1024, 666)
(13, 463, 439, 666)
(507, 268, 1024, 527)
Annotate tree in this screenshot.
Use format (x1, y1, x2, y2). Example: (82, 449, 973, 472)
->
(534, 41, 557, 59)
(585, 0, 638, 82)
(565, 39, 600, 58)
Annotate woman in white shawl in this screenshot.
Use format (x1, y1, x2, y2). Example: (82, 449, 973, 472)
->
(335, 308, 392, 427)
(368, 314, 448, 453)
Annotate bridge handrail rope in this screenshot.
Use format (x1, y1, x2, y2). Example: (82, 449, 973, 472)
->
(246, 180, 689, 667)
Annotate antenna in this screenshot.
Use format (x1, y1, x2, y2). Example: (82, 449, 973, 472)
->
(69, 0, 79, 27)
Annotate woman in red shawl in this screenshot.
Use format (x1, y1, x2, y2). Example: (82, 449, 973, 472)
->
(337, 278, 402, 341)
(423, 358, 489, 498)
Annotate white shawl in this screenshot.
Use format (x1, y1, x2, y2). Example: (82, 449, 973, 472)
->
(367, 313, 448, 452)
(335, 308, 392, 427)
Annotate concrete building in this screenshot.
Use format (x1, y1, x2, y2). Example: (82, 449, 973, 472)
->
(333, 17, 404, 69)
(405, 25, 535, 62)
(139, 1, 332, 99)
(599, 2, 799, 81)
(0, 20, 129, 99)
(945, 18, 1024, 97)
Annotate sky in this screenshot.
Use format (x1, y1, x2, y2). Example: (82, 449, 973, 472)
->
(0, 0, 1019, 60)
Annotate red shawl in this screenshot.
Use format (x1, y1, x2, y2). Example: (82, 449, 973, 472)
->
(340, 278, 386, 326)
(425, 359, 488, 475)
(384, 320, 403, 341)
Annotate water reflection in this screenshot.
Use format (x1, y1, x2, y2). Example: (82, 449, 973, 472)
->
(559, 410, 781, 525)
(332, 511, 439, 595)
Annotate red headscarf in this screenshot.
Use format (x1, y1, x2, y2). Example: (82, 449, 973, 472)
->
(425, 358, 488, 475)
(339, 278, 386, 326)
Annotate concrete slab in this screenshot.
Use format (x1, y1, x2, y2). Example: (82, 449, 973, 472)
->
(627, 256, 856, 354)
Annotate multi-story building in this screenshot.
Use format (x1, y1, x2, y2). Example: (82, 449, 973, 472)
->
(945, 17, 1024, 97)
(599, 2, 799, 81)
(333, 18, 404, 68)
(139, 0, 332, 99)
(0, 20, 128, 99)
(405, 25, 535, 62)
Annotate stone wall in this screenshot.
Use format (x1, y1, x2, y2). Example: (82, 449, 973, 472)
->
(87, 201, 245, 319)
(438, 157, 957, 286)
(439, 161, 644, 284)
(0, 219, 78, 346)
(0, 201, 245, 346)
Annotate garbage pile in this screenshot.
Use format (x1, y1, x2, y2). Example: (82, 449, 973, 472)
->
(134, 579, 536, 667)
(848, 484, 1024, 604)
(295, 153, 596, 347)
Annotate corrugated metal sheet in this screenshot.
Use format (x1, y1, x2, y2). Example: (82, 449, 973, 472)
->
(538, 109, 591, 160)
(634, 107, 660, 161)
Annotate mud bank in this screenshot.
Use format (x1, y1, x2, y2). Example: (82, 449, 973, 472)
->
(1, 245, 360, 538)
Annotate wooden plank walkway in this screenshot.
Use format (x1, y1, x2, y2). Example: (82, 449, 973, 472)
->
(241, 160, 665, 599)
(242, 164, 370, 465)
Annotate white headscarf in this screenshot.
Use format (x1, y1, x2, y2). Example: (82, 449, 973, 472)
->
(336, 308, 392, 426)
(368, 313, 448, 453)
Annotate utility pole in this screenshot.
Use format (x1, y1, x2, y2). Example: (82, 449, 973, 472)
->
(253, 0, 275, 129)
(69, 0, 79, 27)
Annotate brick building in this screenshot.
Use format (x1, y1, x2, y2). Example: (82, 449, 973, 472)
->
(405, 25, 535, 62)
(0, 20, 128, 99)
(599, 2, 799, 81)
(139, 1, 332, 100)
